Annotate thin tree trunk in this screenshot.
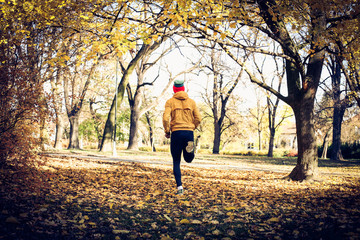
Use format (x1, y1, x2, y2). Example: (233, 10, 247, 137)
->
(54, 116, 64, 149)
(331, 106, 345, 161)
(51, 68, 64, 149)
(321, 128, 331, 159)
(258, 128, 262, 151)
(213, 121, 221, 154)
(268, 128, 275, 157)
(39, 94, 48, 151)
(89, 98, 103, 150)
(331, 56, 345, 161)
(145, 112, 156, 152)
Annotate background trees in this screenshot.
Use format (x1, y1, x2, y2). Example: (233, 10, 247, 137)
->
(0, 0, 86, 166)
(1, 0, 359, 182)
(198, 43, 245, 154)
(185, 0, 360, 180)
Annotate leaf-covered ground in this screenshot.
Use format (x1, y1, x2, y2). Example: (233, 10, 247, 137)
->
(1, 154, 360, 240)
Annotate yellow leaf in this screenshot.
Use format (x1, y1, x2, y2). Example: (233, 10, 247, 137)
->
(209, 220, 220, 224)
(268, 217, 280, 222)
(142, 233, 152, 238)
(77, 224, 86, 230)
(224, 206, 236, 211)
(164, 214, 172, 222)
(212, 229, 221, 235)
(229, 22, 237, 28)
(160, 235, 173, 240)
(80, 15, 89, 20)
(153, 190, 162, 196)
(88, 222, 96, 226)
(113, 229, 130, 234)
(191, 220, 202, 224)
(5, 216, 19, 224)
(227, 229, 236, 236)
(181, 200, 190, 206)
(180, 219, 190, 224)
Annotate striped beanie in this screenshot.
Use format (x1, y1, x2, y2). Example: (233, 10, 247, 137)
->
(173, 79, 185, 93)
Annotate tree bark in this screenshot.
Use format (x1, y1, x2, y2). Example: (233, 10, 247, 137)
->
(100, 90, 122, 152)
(100, 43, 161, 152)
(89, 98, 103, 149)
(99, 61, 137, 152)
(268, 127, 275, 157)
(331, 104, 345, 161)
(127, 100, 141, 150)
(54, 116, 64, 149)
(257, 0, 326, 181)
(68, 113, 80, 149)
(321, 128, 331, 159)
(330, 56, 345, 161)
(145, 112, 156, 152)
(213, 120, 221, 154)
(51, 68, 65, 149)
(127, 69, 144, 150)
(288, 97, 319, 181)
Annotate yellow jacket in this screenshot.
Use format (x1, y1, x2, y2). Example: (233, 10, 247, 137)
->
(163, 91, 201, 134)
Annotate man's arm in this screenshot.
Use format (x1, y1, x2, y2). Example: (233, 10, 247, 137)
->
(162, 100, 171, 135)
(193, 101, 201, 129)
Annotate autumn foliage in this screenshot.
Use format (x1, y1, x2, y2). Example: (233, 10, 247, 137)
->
(1, 154, 359, 239)
(0, 41, 44, 171)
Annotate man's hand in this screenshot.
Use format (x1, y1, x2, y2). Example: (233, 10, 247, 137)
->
(165, 132, 171, 139)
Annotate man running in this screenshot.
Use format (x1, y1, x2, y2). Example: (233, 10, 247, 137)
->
(163, 79, 201, 195)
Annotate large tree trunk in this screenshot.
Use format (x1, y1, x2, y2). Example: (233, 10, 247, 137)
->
(288, 97, 319, 181)
(228, 0, 326, 181)
(68, 114, 80, 149)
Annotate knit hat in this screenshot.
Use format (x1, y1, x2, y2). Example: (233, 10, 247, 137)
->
(173, 79, 185, 93)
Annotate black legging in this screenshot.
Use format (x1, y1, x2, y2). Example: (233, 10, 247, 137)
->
(170, 130, 194, 187)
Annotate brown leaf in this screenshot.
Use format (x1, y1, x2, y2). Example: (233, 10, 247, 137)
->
(5, 216, 19, 224)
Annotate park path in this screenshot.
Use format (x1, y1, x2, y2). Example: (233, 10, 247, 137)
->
(44, 151, 359, 177)
(44, 151, 291, 174)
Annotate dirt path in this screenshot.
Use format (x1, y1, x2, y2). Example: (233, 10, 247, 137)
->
(43, 151, 360, 177)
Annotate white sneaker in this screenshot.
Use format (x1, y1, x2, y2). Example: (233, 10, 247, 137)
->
(176, 189, 184, 195)
(186, 141, 194, 153)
